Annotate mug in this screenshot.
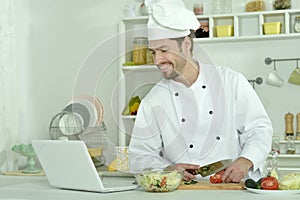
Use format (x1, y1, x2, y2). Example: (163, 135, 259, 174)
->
(288, 68, 300, 85)
(266, 70, 284, 87)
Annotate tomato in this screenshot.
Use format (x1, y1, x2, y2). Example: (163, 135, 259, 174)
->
(210, 174, 223, 183)
(210, 171, 224, 184)
(160, 176, 167, 187)
(260, 176, 279, 190)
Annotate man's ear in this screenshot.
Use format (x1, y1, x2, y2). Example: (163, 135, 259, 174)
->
(182, 36, 192, 53)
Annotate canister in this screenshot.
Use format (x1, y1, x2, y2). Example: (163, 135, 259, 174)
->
(132, 37, 148, 65)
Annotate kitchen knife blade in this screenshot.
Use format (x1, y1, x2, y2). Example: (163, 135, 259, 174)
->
(186, 159, 232, 177)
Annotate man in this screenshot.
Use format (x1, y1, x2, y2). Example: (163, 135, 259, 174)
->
(128, 0, 273, 183)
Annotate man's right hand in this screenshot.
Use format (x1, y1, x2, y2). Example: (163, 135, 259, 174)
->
(166, 163, 200, 181)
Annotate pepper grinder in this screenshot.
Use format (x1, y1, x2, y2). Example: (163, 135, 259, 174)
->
(296, 112, 300, 140)
(284, 112, 294, 140)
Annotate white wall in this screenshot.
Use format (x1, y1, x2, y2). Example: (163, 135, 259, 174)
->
(13, 0, 300, 151)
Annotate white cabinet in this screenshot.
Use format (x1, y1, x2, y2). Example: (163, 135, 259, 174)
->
(267, 140, 300, 175)
(118, 9, 300, 146)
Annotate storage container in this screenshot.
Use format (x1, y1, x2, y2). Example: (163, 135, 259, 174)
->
(215, 25, 234, 37)
(132, 37, 148, 65)
(263, 22, 281, 34)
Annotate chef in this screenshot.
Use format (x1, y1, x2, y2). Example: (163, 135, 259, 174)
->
(128, 0, 273, 182)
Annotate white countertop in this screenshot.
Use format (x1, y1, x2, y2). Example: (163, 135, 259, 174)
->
(0, 175, 299, 200)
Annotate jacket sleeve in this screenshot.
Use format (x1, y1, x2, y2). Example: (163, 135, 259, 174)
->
(128, 99, 171, 172)
(235, 73, 273, 175)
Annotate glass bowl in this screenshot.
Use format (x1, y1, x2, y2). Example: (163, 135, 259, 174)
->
(135, 170, 183, 192)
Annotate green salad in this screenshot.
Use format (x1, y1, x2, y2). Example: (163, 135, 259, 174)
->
(136, 170, 182, 192)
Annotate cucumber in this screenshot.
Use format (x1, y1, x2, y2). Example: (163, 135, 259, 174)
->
(245, 179, 259, 189)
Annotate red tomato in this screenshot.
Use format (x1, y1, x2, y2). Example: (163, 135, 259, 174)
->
(210, 174, 223, 183)
(260, 177, 279, 190)
(160, 176, 167, 187)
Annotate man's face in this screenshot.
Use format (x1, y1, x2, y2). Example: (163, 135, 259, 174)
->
(148, 38, 188, 80)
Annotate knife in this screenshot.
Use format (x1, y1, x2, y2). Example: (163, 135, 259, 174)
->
(186, 159, 232, 177)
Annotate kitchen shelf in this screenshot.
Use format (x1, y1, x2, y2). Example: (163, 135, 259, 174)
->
(121, 65, 157, 71)
(122, 9, 300, 46)
(118, 9, 300, 149)
(121, 115, 136, 120)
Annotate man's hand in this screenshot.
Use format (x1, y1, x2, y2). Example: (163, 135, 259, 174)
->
(222, 157, 253, 183)
(166, 163, 200, 181)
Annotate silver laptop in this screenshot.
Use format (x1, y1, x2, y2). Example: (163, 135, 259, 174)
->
(31, 140, 138, 193)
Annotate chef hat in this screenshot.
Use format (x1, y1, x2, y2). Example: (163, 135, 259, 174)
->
(145, 0, 200, 40)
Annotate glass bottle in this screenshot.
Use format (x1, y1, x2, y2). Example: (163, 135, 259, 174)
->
(294, 16, 300, 33)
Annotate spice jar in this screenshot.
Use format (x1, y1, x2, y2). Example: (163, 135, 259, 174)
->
(294, 16, 300, 33)
(132, 37, 148, 65)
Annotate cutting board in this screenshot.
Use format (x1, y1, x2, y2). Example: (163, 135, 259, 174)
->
(177, 180, 245, 190)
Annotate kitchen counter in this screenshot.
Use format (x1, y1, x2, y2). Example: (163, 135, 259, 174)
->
(0, 174, 299, 200)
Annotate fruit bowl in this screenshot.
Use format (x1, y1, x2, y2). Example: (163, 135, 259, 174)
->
(135, 170, 183, 192)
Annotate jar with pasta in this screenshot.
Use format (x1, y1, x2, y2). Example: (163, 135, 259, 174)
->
(245, 0, 265, 12)
(132, 37, 148, 65)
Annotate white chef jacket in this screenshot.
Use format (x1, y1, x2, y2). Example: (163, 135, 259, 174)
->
(128, 61, 273, 180)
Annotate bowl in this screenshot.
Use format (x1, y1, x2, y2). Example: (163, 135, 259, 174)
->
(135, 170, 183, 192)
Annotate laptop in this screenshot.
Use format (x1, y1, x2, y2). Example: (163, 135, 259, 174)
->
(31, 140, 138, 193)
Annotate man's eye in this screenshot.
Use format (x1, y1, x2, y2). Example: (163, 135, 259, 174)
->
(161, 49, 167, 53)
(148, 49, 155, 55)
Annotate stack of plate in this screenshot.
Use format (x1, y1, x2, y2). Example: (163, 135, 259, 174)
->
(49, 95, 104, 140)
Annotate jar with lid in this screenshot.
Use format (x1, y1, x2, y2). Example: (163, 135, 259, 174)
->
(132, 37, 148, 65)
(245, 0, 265, 12)
(273, 0, 291, 10)
(294, 16, 300, 33)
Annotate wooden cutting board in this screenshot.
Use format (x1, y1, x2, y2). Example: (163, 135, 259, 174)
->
(177, 180, 245, 190)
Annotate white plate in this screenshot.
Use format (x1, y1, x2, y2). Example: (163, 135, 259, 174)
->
(245, 187, 300, 195)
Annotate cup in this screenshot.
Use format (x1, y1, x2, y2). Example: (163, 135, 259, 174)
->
(266, 70, 284, 87)
(288, 67, 300, 85)
(115, 146, 129, 172)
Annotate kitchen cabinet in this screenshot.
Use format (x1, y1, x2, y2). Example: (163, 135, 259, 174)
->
(118, 10, 300, 173)
(267, 140, 300, 175)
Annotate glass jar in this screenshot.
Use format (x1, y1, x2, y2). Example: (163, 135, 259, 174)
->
(286, 135, 295, 154)
(273, 0, 291, 10)
(245, 0, 265, 12)
(272, 136, 280, 154)
(212, 0, 232, 14)
(132, 37, 148, 65)
(194, 3, 204, 15)
(294, 16, 300, 33)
